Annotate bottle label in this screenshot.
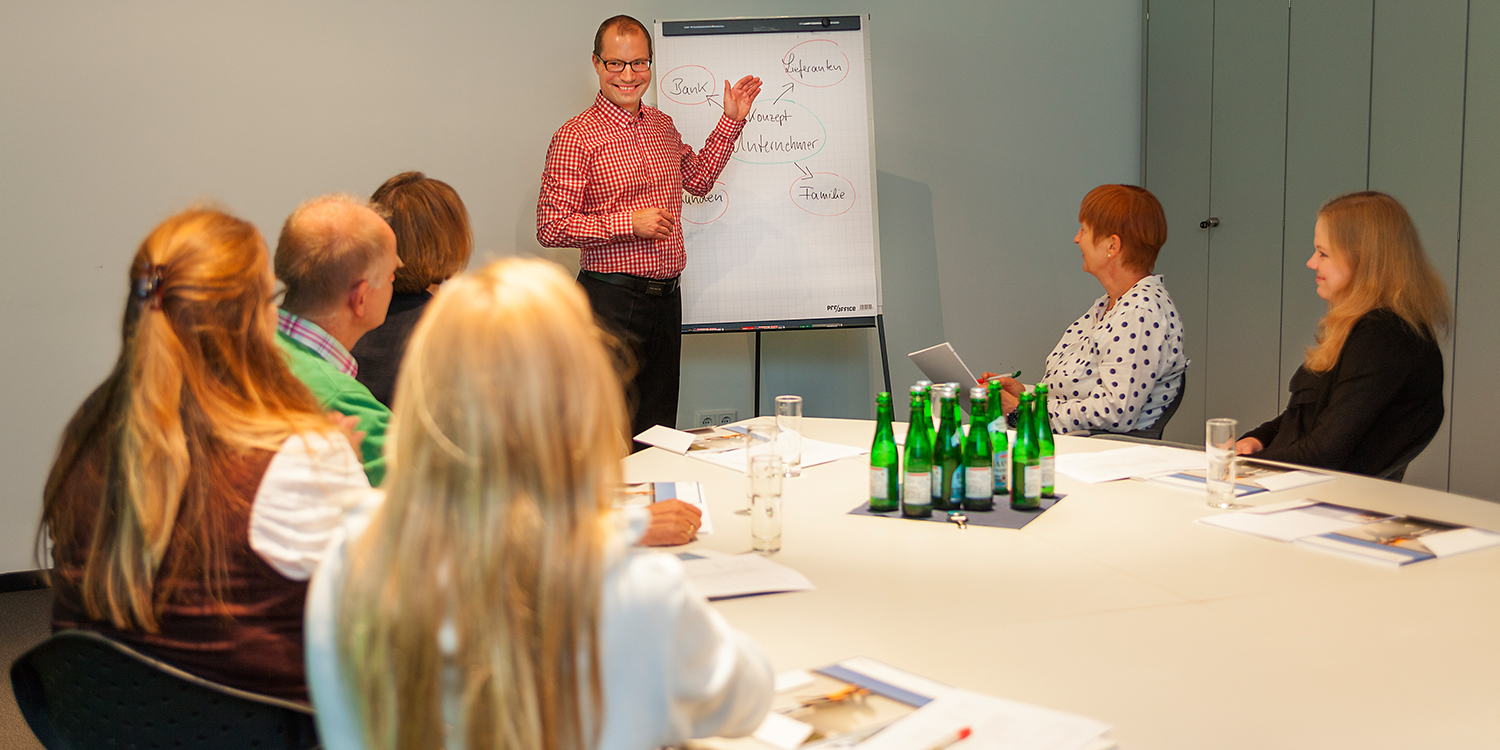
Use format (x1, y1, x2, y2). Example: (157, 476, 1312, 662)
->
(930, 467, 944, 500)
(1041, 455, 1055, 488)
(1024, 465, 1041, 498)
(992, 449, 1009, 491)
(870, 467, 889, 500)
(904, 472, 932, 507)
(965, 467, 992, 499)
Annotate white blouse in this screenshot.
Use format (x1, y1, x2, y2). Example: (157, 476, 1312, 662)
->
(248, 432, 372, 580)
(1042, 274, 1187, 434)
(304, 492, 774, 750)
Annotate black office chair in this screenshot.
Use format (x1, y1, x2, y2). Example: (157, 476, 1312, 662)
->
(1375, 434, 1437, 483)
(10, 630, 320, 750)
(1089, 371, 1186, 442)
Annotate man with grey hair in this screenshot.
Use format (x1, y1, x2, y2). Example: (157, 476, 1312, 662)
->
(274, 194, 401, 486)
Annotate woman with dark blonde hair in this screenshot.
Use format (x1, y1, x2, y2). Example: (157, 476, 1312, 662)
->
(987, 184, 1188, 434)
(305, 258, 771, 750)
(352, 171, 473, 408)
(41, 208, 370, 701)
(1236, 191, 1449, 478)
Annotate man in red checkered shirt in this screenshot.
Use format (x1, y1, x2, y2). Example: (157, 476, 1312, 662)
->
(538, 14, 761, 445)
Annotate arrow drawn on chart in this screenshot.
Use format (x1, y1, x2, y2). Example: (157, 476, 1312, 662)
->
(704, 93, 722, 110)
(773, 83, 794, 105)
(794, 163, 813, 181)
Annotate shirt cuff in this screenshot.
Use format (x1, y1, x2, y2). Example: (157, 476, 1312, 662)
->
(607, 211, 636, 242)
(619, 505, 651, 546)
(714, 114, 746, 140)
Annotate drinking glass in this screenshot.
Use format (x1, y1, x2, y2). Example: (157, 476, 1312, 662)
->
(745, 421, 778, 508)
(749, 455, 784, 553)
(1206, 418, 1238, 509)
(775, 395, 803, 477)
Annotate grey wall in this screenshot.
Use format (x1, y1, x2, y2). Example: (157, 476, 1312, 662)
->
(1145, 0, 1489, 497)
(0, 2, 1144, 573)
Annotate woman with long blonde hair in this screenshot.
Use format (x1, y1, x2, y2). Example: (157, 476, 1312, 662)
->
(305, 258, 771, 750)
(1236, 191, 1449, 478)
(41, 208, 371, 701)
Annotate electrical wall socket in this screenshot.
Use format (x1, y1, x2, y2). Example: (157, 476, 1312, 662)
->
(694, 409, 737, 427)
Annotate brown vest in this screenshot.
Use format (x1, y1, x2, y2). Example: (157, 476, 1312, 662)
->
(51, 441, 312, 702)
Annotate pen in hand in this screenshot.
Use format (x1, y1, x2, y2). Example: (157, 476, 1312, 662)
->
(978, 370, 1022, 384)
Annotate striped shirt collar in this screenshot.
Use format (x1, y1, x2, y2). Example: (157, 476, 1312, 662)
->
(277, 308, 358, 377)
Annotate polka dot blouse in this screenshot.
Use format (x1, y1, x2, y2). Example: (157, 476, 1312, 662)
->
(1041, 274, 1188, 435)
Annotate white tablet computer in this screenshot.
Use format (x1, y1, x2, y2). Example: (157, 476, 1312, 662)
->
(907, 342, 995, 410)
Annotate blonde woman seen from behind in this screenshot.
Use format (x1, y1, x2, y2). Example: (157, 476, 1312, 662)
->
(304, 258, 773, 750)
(1235, 191, 1449, 478)
(41, 208, 370, 702)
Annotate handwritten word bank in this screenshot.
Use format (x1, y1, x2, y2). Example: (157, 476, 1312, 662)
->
(666, 78, 713, 97)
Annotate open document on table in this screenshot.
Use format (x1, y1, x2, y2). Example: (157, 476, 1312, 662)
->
(676, 549, 815, 600)
(1198, 498, 1500, 566)
(692, 657, 1114, 750)
(1054, 445, 1204, 484)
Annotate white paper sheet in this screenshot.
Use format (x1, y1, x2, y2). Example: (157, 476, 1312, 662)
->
(1197, 501, 1391, 542)
(1421, 527, 1500, 558)
(1252, 470, 1335, 492)
(1056, 445, 1206, 484)
(686, 436, 868, 474)
(854, 689, 1112, 750)
(753, 711, 816, 750)
(676, 549, 815, 599)
(634, 424, 696, 454)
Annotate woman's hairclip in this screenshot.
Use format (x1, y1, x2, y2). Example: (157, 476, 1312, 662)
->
(132, 263, 165, 310)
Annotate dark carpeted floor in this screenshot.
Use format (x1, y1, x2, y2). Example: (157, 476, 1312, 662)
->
(1, 587, 53, 750)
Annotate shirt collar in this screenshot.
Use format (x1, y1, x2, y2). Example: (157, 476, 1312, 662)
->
(592, 91, 646, 128)
(277, 308, 358, 377)
(1094, 274, 1162, 319)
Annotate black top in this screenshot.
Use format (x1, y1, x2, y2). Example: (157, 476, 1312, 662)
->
(352, 291, 432, 409)
(1243, 309, 1444, 477)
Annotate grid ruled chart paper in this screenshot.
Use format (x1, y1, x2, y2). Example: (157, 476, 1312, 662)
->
(656, 16, 881, 330)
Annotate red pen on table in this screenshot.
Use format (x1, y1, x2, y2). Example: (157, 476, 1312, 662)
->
(923, 726, 971, 750)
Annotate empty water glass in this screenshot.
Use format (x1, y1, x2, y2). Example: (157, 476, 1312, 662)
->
(1206, 418, 1238, 509)
(775, 395, 803, 477)
(749, 455, 784, 553)
(745, 421, 778, 508)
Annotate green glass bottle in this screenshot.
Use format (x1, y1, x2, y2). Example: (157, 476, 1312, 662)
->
(869, 392, 900, 513)
(1034, 383, 1057, 497)
(930, 385, 963, 511)
(945, 382, 966, 503)
(986, 379, 1009, 501)
(902, 385, 933, 518)
(914, 379, 935, 448)
(962, 386, 994, 511)
(1011, 392, 1041, 510)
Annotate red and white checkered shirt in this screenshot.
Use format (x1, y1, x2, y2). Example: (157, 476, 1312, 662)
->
(537, 92, 745, 279)
(277, 308, 357, 377)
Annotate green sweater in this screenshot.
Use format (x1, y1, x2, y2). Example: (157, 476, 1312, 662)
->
(276, 332, 389, 486)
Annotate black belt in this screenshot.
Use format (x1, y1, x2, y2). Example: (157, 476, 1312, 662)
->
(581, 270, 680, 297)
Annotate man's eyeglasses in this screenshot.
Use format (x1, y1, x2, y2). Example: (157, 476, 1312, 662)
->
(598, 58, 651, 73)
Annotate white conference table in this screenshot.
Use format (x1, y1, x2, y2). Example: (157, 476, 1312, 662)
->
(624, 418, 1500, 750)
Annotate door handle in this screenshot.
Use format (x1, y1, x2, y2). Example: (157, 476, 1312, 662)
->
(1199, 217, 1220, 229)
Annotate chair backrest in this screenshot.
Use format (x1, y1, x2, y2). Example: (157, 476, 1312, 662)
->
(1375, 433, 1434, 482)
(10, 630, 319, 750)
(1090, 369, 1187, 441)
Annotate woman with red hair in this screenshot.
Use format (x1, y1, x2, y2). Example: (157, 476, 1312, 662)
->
(989, 184, 1187, 434)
